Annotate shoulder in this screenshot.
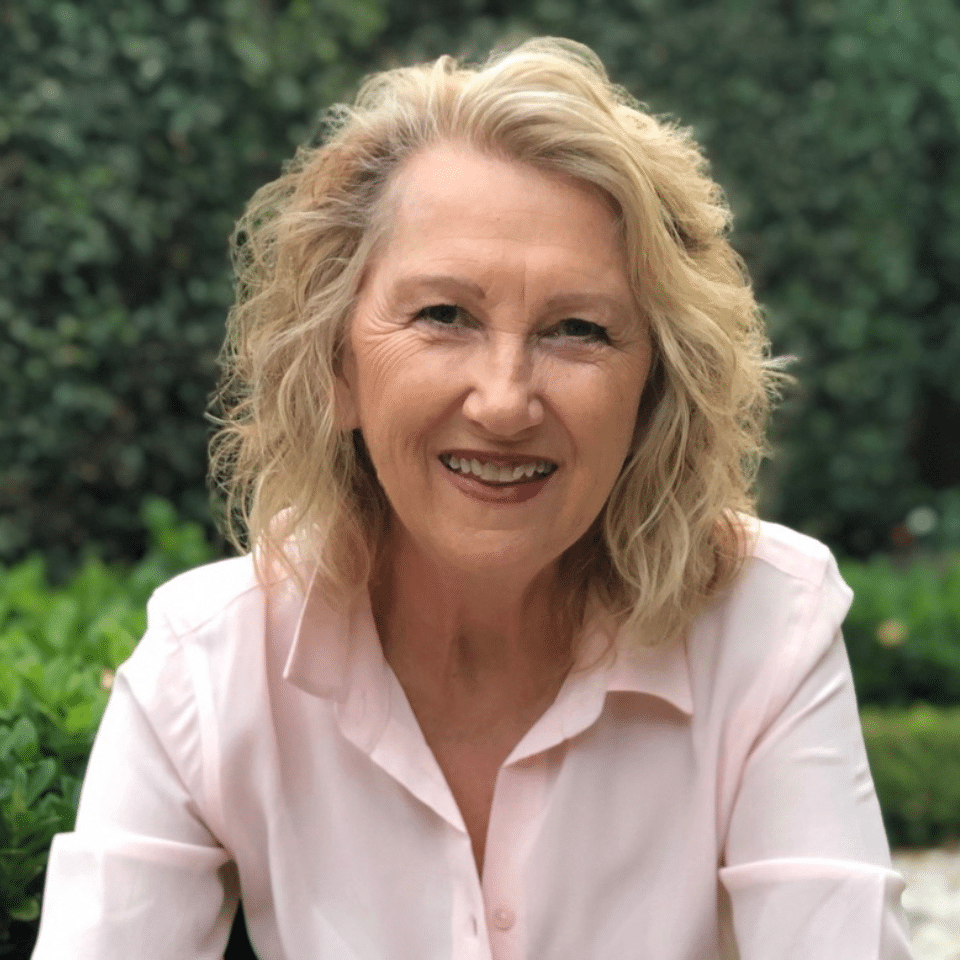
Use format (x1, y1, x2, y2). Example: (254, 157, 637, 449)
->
(145, 553, 310, 640)
(710, 518, 853, 629)
(136, 553, 310, 685)
(121, 553, 310, 753)
(718, 518, 852, 640)
(120, 555, 278, 700)
(146, 554, 266, 637)
(688, 520, 853, 714)
(743, 518, 843, 591)
(740, 519, 853, 635)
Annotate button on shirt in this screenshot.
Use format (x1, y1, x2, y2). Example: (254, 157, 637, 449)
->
(32, 521, 913, 959)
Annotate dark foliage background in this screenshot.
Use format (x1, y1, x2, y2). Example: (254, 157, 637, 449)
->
(1, 0, 386, 574)
(4, 0, 960, 566)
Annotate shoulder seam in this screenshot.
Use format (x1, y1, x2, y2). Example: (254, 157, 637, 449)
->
(147, 559, 268, 639)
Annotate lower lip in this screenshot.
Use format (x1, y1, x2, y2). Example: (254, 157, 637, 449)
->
(440, 462, 554, 504)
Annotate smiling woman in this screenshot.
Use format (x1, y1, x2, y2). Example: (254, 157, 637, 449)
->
(31, 37, 913, 960)
(211, 40, 773, 650)
(336, 146, 652, 610)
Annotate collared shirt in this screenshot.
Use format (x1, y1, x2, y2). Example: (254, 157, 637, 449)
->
(32, 520, 913, 959)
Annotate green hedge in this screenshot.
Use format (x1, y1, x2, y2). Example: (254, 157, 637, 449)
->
(6, 0, 960, 574)
(0, 0, 387, 577)
(0, 500, 213, 952)
(842, 553, 960, 707)
(2, 513, 960, 951)
(863, 706, 960, 849)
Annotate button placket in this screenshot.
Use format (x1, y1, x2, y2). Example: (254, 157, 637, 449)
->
(448, 827, 492, 960)
(481, 756, 551, 960)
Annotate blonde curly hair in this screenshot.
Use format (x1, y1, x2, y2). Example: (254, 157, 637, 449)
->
(209, 37, 782, 646)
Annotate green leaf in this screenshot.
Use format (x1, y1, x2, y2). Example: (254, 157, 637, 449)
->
(24, 758, 57, 807)
(62, 702, 94, 737)
(1, 717, 38, 764)
(9, 896, 40, 922)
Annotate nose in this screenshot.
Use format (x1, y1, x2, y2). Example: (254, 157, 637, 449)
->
(461, 331, 544, 437)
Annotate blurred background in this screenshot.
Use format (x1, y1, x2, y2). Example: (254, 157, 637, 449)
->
(5, 0, 960, 572)
(2, 0, 960, 956)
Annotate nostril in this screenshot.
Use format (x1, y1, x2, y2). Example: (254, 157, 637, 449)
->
(462, 387, 544, 435)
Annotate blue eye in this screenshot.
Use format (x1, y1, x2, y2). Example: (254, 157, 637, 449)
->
(417, 304, 463, 325)
(554, 318, 610, 342)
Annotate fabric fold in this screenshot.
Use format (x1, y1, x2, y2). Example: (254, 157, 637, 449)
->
(720, 857, 912, 960)
(32, 833, 237, 960)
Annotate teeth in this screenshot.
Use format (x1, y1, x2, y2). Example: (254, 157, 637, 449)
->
(442, 454, 555, 483)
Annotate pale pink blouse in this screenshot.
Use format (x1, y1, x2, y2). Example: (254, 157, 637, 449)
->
(32, 521, 913, 959)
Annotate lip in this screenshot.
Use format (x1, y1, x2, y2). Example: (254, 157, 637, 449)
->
(440, 448, 558, 468)
(440, 460, 555, 504)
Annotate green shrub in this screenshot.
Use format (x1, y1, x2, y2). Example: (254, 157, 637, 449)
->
(7, 0, 960, 572)
(0, 499, 213, 951)
(0, 0, 387, 577)
(862, 706, 960, 848)
(841, 554, 960, 707)
(2, 503, 958, 951)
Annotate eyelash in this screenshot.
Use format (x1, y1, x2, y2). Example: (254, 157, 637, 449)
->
(415, 304, 611, 344)
(416, 304, 467, 326)
(551, 318, 611, 344)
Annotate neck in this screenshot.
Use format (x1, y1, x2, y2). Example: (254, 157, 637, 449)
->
(371, 530, 578, 694)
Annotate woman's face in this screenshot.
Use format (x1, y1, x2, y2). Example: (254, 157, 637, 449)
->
(338, 145, 653, 582)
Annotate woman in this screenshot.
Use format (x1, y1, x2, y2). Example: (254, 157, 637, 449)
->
(33, 38, 912, 960)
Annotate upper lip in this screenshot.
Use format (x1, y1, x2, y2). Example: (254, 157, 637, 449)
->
(440, 449, 558, 467)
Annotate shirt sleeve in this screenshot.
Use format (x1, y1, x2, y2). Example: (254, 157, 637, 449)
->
(718, 555, 914, 960)
(31, 606, 238, 960)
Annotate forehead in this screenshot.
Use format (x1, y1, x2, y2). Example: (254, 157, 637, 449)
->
(368, 144, 631, 293)
(388, 144, 618, 231)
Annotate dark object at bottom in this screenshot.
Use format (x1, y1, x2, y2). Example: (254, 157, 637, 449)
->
(0, 921, 39, 960)
(0, 904, 257, 959)
(226, 903, 259, 960)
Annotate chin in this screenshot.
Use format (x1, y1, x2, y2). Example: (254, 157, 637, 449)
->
(438, 538, 564, 580)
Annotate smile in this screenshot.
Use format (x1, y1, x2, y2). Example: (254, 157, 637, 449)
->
(439, 453, 557, 485)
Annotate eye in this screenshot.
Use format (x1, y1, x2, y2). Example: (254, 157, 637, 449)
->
(551, 318, 611, 343)
(416, 303, 466, 326)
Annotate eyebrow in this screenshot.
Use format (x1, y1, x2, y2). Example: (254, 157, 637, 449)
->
(392, 274, 634, 322)
(392, 274, 489, 303)
(541, 292, 634, 323)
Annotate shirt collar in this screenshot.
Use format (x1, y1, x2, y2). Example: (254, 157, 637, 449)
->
(283, 572, 694, 732)
(604, 616, 694, 716)
(506, 606, 693, 763)
(282, 570, 395, 754)
(283, 568, 355, 702)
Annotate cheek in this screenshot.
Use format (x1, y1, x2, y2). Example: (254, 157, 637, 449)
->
(348, 334, 458, 464)
(561, 366, 648, 453)
(351, 333, 425, 409)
